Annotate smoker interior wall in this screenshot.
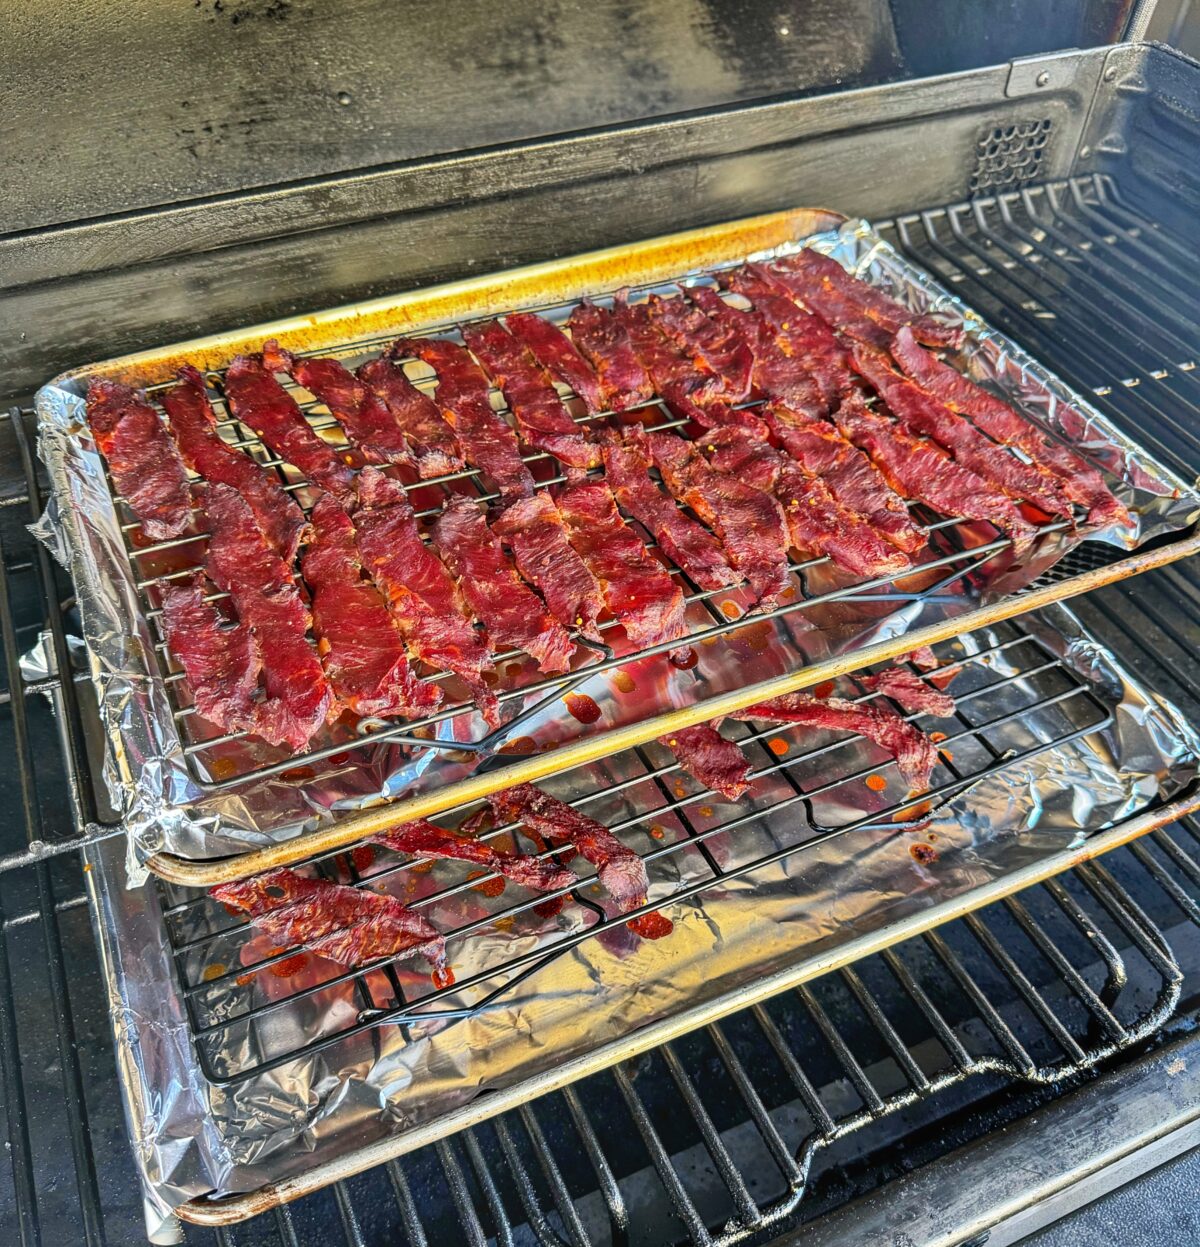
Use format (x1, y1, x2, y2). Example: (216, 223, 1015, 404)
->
(4, 0, 1131, 234)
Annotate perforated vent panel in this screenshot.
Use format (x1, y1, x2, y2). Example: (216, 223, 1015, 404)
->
(971, 118, 1053, 194)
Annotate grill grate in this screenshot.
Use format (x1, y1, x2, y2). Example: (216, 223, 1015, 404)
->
(159, 619, 1110, 1085)
(102, 270, 1092, 800)
(0, 170, 1198, 1245)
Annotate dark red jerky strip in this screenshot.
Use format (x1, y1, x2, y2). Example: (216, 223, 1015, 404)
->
(505, 311, 605, 415)
(489, 783, 670, 937)
(356, 356, 464, 480)
(353, 467, 499, 728)
(262, 340, 413, 468)
(850, 344, 1075, 523)
(160, 572, 260, 738)
(302, 496, 441, 718)
(763, 402, 927, 556)
(890, 327, 1131, 531)
(859, 666, 955, 717)
(566, 299, 654, 412)
(391, 337, 535, 502)
(774, 249, 963, 349)
(557, 480, 688, 651)
(646, 292, 754, 402)
(162, 366, 307, 561)
(659, 723, 751, 800)
(86, 379, 192, 541)
(685, 285, 827, 417)
(732, 693, 939, 792)
(433, 496, 574, 674)
(831, 392, 1037, 551)
(203, 482, 334, 750)
(462, 320, 599, 470)
(213, 869, 448, 979)
(374, 819, 576, 893)
(224, 354, 358, 507)
(600, 428, 737, 593)
(614, 295, 767, 436)
(721, 267, 857, 409)
(644, 430, 790, 608)
(491, 492, 605, 641)
(698, 427, 910, 580)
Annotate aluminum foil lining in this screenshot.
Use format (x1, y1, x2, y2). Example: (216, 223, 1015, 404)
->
(81, 604, 1199, 1229)
(36, 218, 1200, 865)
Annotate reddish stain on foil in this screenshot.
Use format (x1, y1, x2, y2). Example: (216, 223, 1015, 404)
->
(564, 693, 602, 724)
(628, 911, 674, 939)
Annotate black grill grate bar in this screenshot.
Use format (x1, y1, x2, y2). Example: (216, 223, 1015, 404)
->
(962, 912, 1088, 1064)
(839, 964, 931, 1092)
(795, 982, 886, 1113)
(878, 946, 975, 1071)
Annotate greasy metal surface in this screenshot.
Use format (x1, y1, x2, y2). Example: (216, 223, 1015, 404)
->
(146, 534, 1200, 887)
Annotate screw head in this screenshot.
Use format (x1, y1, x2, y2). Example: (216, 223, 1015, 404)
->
(1104, 66, 1117, 81)
(1036, 71, 1050, 87)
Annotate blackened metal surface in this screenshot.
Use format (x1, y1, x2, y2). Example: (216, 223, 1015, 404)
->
(3, 0, 905, 233)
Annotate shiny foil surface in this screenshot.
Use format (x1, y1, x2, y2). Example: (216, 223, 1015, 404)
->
(81, 605, 1198, 1227)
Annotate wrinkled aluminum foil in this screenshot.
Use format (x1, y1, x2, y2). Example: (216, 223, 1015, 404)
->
(36, 218, 1199, 865)
(82, 604, 1199, 1230)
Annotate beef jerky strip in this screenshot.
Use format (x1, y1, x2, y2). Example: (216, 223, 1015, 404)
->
(566, 298, 654, 411)
(505, 311, 605, 415)
(302, 495, 442, 718)
(763, 401, 927, 556)
(557, 480, 688, 651)
(851, 344, 1074, 524)
(433, 495, 574, 675)
(643, 429, 791, 607)
(659, 723, 751, 801)
(490, 783, 672, 938)
(599, 428, 738, 593)
(890, 327, 1131, 530)
(859, 667, 956, 717)
(357, 356, 465, 479)
(491, 492, 604, 641)
(391, 337, 535, 502)
(732, 693, 939, 792)
(224, 354, 358, 507)
(832, 392, 1037, 551)
(615, 294, 767, 436)
(160, 572, 260, 738)
(462, 320, 599, 470)
(354, 467, 499, 728)
(262, 340, 414, 468)
(721, 266, 858, 409)
(212, 868, 449, 982)
(162, 366, 307, 560)
(685, 284, 828, 417)
(203, 483, 334, 750)
(647, 292, 754, 402)
(85, 379, 191, 540)
(374, 819, 576, 892)
(771, 249, 963, 349)
(699, 426, 910, 579)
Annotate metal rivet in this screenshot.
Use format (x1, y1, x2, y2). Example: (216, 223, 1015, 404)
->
(1104, 66, 1117, 82)
(1079, 145, 1092, 159)
(336, 91, 353, 106)
(1036, 71, 1050, 87)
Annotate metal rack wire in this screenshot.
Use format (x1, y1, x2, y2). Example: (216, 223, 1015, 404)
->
(0, 170, 1198, 1246)
(108, 264, 1097, 798)
(159, 618, 1112, 1085)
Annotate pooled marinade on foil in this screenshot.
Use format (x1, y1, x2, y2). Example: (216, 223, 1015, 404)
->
(82, 605, 1199, 1225)
(39, 217, 1198, 861)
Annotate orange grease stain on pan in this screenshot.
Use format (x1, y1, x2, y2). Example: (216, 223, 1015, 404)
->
(864, 774, 888, 792)
(627, 911, 674, 939)
(612, 671, 637, 694)
(669, 647, 699, 670)
(767, 737, 789, 756)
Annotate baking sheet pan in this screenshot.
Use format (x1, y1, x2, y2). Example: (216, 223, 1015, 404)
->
(35, 210, 1200, 871)
(82, 604, 1200, 1228)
